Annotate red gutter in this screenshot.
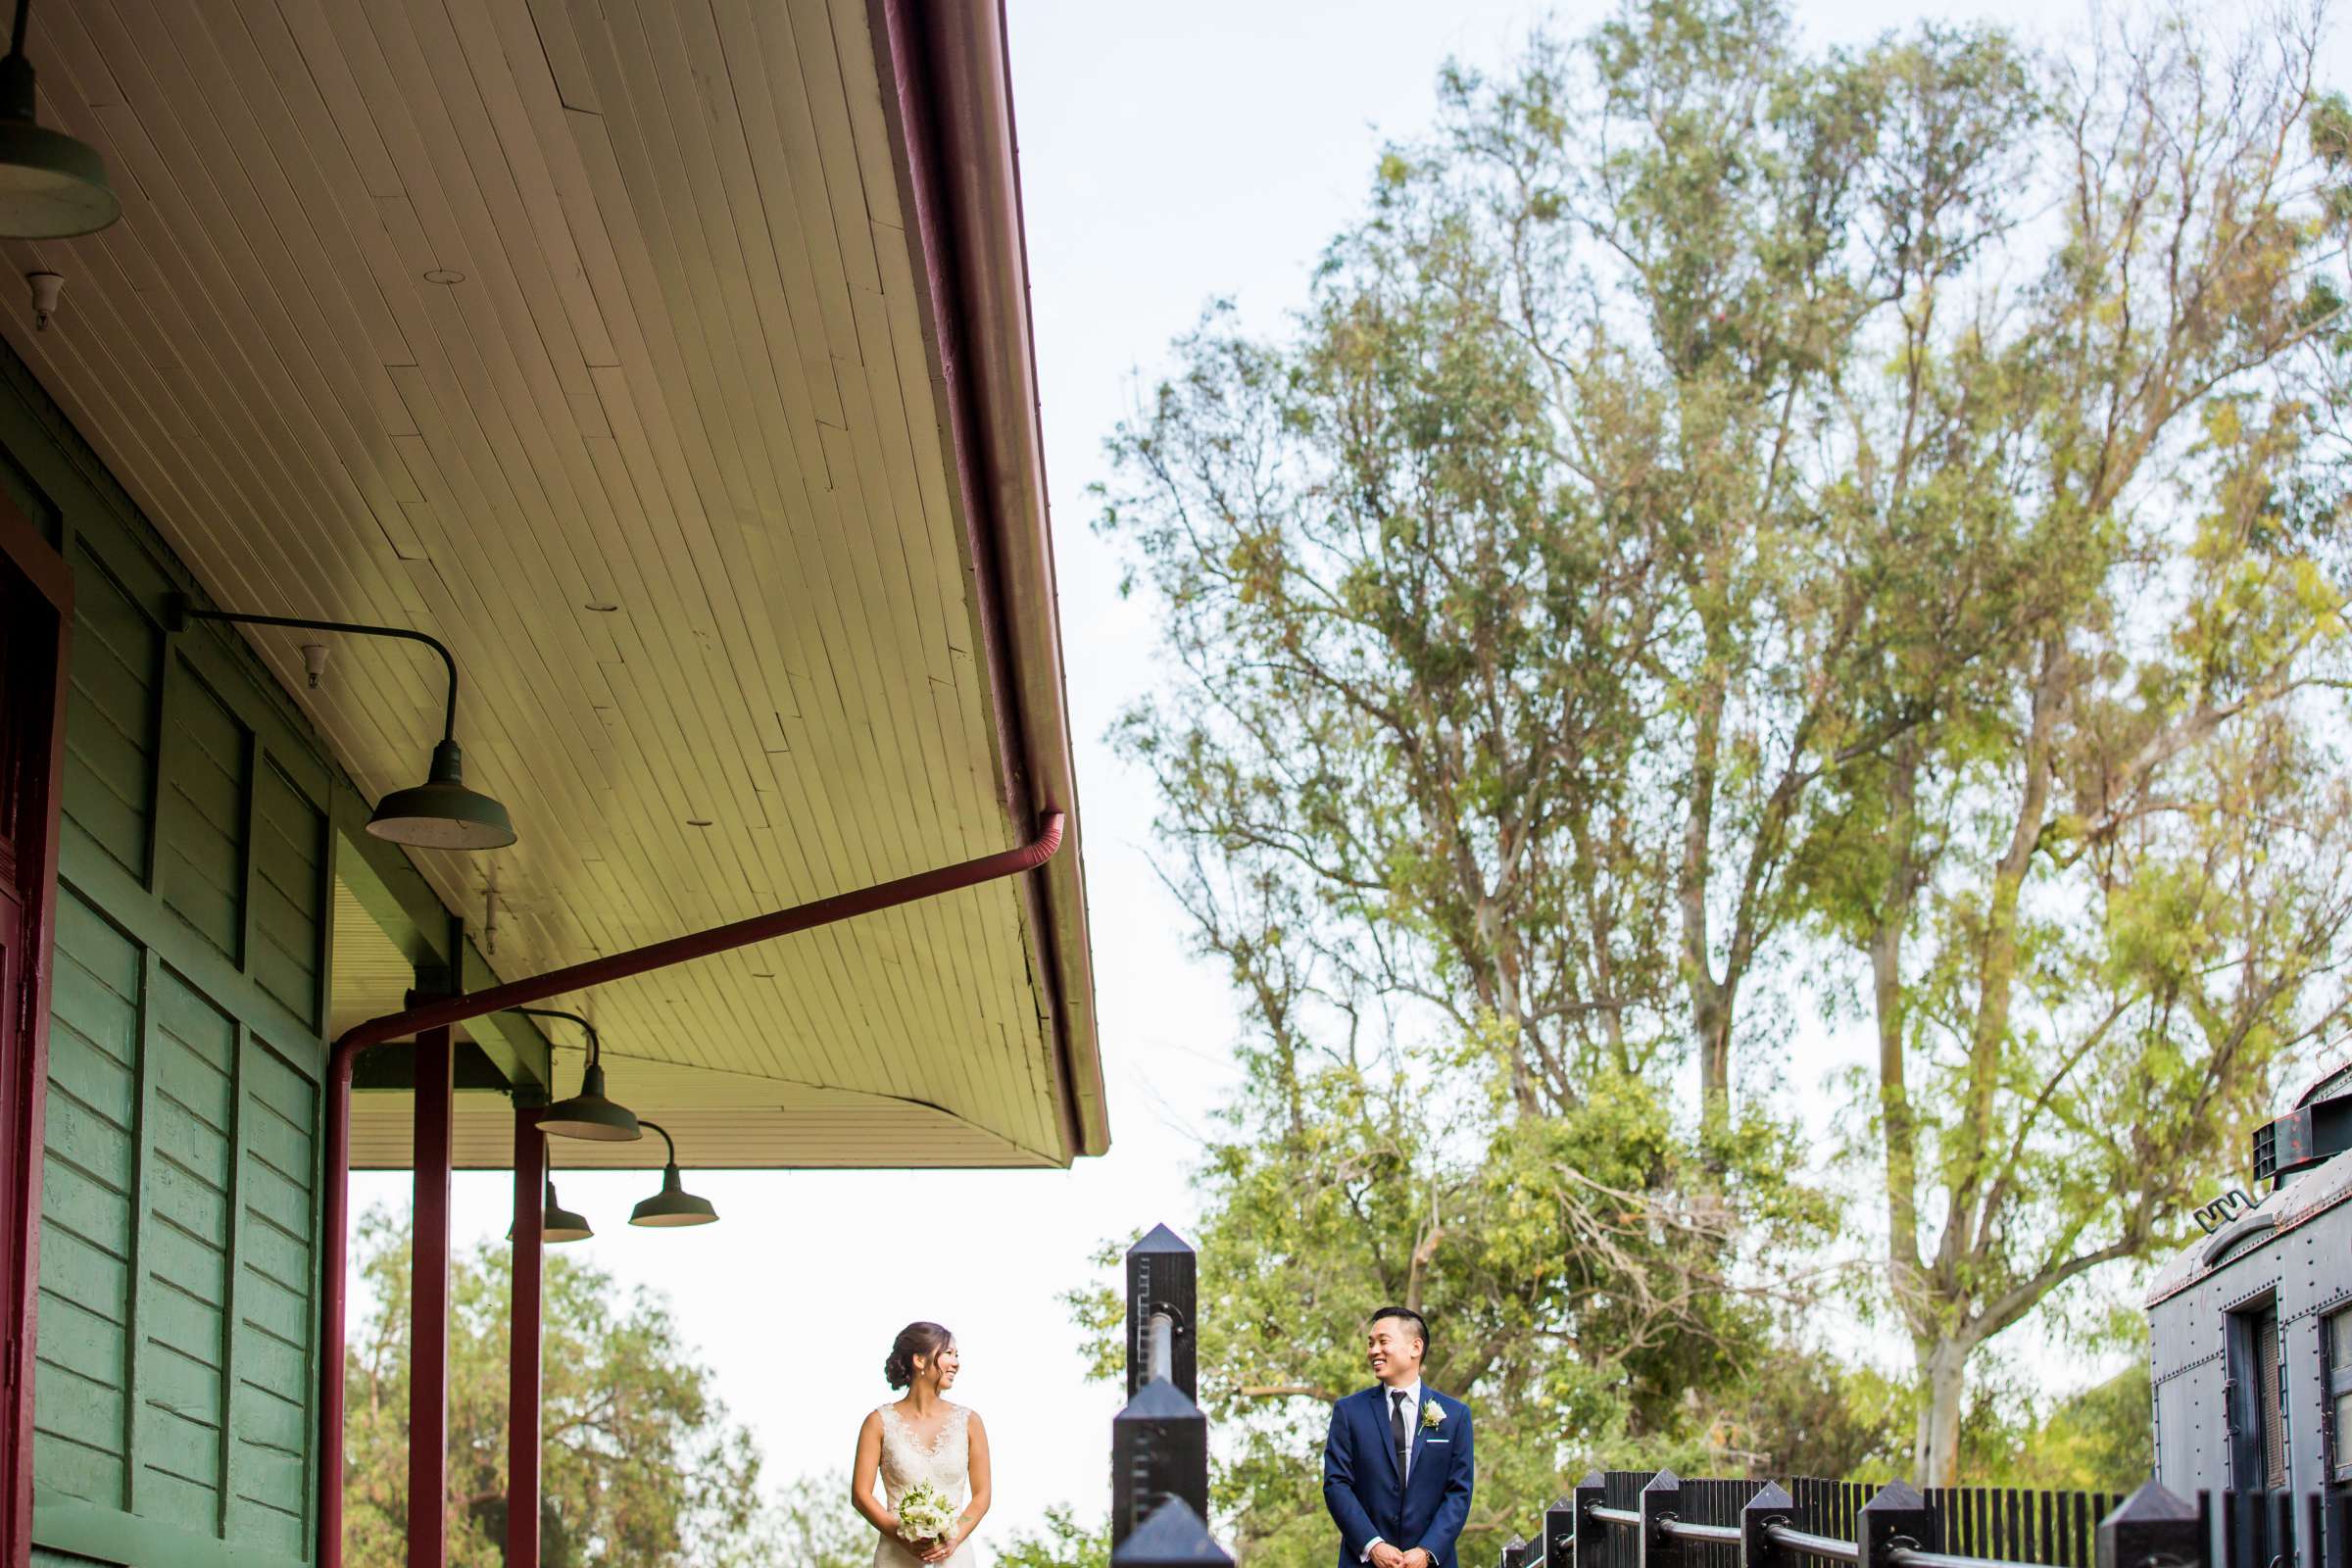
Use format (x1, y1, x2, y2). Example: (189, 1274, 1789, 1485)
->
(316, 811, 1065, 1568)
(867, 0, 1105, 1158)
(506, 1107, 544, 1568)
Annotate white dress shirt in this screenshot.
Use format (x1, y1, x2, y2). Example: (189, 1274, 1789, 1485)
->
(1362, 1379, 1426, 1561)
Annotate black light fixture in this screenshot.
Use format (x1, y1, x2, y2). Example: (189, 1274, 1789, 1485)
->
(629, 1121, 718, 1228)
(165, 594, 515, 850)
(0, 0, 119, 239)
(506, 1178, 593, 1245)
(513, 1007, 642, 1144)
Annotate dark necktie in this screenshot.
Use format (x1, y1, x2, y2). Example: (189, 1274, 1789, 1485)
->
(1391, 1389, 1409, 1486)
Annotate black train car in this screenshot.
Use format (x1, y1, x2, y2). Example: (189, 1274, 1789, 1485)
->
(2146, 1065, 2352, 1505)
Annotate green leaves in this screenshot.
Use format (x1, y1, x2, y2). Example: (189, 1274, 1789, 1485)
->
(343, 1210, 773, 1568)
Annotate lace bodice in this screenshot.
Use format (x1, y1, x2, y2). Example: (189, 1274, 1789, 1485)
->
(876, 1401, 971, 1510)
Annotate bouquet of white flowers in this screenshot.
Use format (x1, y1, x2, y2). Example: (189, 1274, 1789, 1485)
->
(898, 1481, 959, 1548)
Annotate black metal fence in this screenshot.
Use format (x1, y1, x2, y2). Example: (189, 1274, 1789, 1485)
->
(1498, 1470, 2350, 1568)
(1094, 1223, 2349, 1568)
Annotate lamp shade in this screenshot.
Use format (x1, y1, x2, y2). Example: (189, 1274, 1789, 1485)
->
(367, 739, 516, 851)
(543, 1180, 594, 1243)
(508, 1179, 593, 1244)
(0, 54, 118, 240)
(0, 118, 115, 238)
(629, 1164, 718, 1228)
(536, 1061, 641, 1143)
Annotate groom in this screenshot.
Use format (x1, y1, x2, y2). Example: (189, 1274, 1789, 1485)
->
(1322, 1307, 1475, 1568)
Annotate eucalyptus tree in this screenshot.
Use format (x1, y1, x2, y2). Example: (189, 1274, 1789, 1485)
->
(1790, 17, 2352, 1483)
(1101, 0, 2352, 1518)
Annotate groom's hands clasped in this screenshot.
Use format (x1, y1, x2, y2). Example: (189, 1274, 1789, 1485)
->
(1369, 1544, 1432, 1568)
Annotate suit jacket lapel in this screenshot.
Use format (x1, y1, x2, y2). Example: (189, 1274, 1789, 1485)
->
(1408, 1389, 1436, 1475)
(1372, 1388, 1405, 1488)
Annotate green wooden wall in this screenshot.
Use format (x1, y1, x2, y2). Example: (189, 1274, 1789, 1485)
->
(0, 356, 336, 1568)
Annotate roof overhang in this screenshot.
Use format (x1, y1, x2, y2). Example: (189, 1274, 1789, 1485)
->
(9, 0, 1104, 1167)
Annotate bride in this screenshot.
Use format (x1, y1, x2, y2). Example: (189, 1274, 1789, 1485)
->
(853, 1322, 993, 1566)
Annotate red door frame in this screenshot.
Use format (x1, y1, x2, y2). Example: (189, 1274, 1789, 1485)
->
(0, 489, 71, 1568)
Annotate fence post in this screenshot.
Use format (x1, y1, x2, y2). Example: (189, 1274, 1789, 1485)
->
(1125, 1224, 1199, 1402)
(1113, 1224, 1209, 1549)
(1110, 1496, 1234, 1568)
(1743, 1481, 1797, 1568)
(1546, 1493, 1578, 1568)
(1858, 1483, 1938, 1568)
(1642, 1470, 1684, 1568)
(1575, 1472, 1608, 1568)
(1111, 1379, 1209, 1548)
(2096, 1482, 2203, 1568)
(1504, 1537, 1529, 1568)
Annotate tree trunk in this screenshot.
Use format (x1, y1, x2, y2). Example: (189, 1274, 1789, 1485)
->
(1696, 987, 1732, 1139)
(1913, 1337, 1970, 1487)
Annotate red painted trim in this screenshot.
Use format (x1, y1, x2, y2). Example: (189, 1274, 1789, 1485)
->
(0, 496, 69, 1568)
(507, 1108, 542, 1568)
(409, 1028, 454, 1568)
(865, 0, 1104, 1159)
(316, 811, 1064, 1568)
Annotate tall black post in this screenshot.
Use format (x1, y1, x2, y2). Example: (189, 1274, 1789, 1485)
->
(1126, 1224, 1199, 1401)
(1113, 1223, 1211, 1552)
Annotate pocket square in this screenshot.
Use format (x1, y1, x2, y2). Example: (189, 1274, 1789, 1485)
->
(1427, 1438, 1450, 1445)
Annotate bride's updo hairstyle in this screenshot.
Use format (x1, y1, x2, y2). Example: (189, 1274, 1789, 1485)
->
(885, 1321, 956, 1390)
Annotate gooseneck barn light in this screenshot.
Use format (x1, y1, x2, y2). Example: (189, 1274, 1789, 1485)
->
(165, 593, 516, 850)
(512, 1006, 643, 1144)
(628, 1121, 718, 1228)
(506, 1179, 593, 1245)
(0, 0, 119, 239)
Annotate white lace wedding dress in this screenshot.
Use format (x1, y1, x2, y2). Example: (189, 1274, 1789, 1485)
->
(874, 1403, 977, 1568)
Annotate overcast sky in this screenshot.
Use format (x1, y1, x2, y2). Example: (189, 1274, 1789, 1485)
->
(350, 0, 2350, 1554)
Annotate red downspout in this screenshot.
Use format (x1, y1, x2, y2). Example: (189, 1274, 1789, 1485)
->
(316, 811, 1065, 1568)
(409, 1028, 454, 1568)
(507, 1107, 544, 1568)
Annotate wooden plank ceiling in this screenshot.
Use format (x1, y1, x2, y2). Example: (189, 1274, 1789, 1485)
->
(9, 0, 1091, 1169)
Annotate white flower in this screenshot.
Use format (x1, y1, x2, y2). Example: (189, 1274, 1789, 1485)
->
(1421, 1401, 1446, 1430)
(899, 1481, 959, 1544)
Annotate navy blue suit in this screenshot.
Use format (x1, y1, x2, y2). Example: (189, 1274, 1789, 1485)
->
(1322, 1385, 1475, 1568)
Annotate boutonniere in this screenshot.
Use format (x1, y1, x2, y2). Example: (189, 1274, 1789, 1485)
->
(1421, 1400, 1446, 1431)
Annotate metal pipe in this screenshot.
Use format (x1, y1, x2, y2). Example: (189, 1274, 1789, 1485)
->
(1147, 1310, 1174, 1385)
(169, 598, 463, 742)
(506, 1107, 543, 1568)
(408, 1027, 454, 1568)
(316, 810, 1066, 1568)
(1767, 1523, 1865, 1565)
(1888, 1548, 2016, 1568)
(1663, 1521, 1744, 1546)
(507, 1006, 601, 1066)
(1591, 1506, 1642, 1529)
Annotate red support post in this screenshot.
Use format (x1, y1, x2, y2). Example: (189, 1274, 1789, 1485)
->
(410, 1026, 454, 1568)
(507, 1107, 544, 1568)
